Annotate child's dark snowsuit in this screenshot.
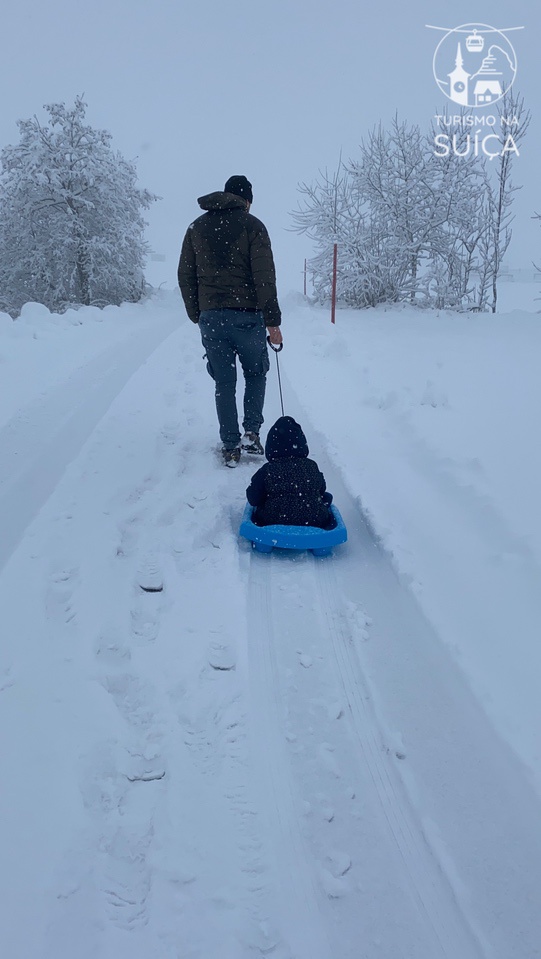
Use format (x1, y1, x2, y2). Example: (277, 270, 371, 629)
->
(246, 416, 334, 528)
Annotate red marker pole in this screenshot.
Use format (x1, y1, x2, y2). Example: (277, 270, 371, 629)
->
(331, 243, 338, 324)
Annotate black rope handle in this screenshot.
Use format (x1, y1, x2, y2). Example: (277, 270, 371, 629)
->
(267, 336, 285, 414)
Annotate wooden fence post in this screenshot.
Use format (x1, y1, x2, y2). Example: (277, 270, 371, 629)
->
(331, 243, 338, 324)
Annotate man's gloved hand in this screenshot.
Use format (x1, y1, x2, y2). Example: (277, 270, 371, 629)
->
(266, 326, 282, 346)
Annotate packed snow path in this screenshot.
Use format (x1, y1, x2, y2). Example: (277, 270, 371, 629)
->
(1, 296, 540, 958)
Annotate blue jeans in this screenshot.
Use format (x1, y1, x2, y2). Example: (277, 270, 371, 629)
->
(199, 309, 270, 448)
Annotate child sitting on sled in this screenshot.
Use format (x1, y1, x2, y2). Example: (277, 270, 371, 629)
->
(246, 416, 335, 529)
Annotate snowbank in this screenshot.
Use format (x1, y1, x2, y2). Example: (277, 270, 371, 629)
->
(0, 292, 179, 429)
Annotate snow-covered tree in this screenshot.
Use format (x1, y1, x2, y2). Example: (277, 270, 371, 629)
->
(350, 119, 435, 303)
(292, 153, 413, 308)
(0, 97, 158, 316)
(427, 114, 489, 310)
(291, 164, 373, 305)
(292, 118, 484, 310)
(293, 104, 529, 313)
(482, 92, 530, 313)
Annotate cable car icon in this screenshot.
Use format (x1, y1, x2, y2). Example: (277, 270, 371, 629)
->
(429, 22, 522, 107)
(465, 29, 484, 53)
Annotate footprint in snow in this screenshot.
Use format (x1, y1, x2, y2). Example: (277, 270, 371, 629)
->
(156, 500, 182, 527)
(115, 512, 144, 558)
(327, 701, 345, 721)
(319, 867, 350, 899)
(136, 555, 164, 593)
(239, 918, 283, 956)
(319, 742, 341, 778)
(45, 564, 79, 625)
(103, 673, 159, 728)
(130, 606, 161, 644)
(130, 556, 165, 642)
(94, 632, 132, 669)
(122, 743, 166, 783)
(325, 850, 352, 877)
(160, 420, 181, 446)
(0, 665, 15, 693)
(383, 744, 407, 761)
(319, 851, 352, 899)
(176, 683, 243, 774)
(208, 642, 236, 671)
(163, 390, 178, 408)
(102, 829, 151, 930)
(78, 741, 125, 818)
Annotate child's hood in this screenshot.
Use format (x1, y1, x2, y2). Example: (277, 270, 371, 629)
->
(265, 416, 309, 461)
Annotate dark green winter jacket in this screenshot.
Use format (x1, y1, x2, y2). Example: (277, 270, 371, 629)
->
(177, 192, 282, 327)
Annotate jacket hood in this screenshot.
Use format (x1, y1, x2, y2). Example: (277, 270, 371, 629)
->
(265, 416, 309, 461)
(197, 191, 248, 212)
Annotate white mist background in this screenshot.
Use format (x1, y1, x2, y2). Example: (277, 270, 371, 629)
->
(1, 0, 539, 297)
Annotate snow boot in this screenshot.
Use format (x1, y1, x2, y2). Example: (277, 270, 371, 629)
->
(241, 432, 264, 455)
(222, 446, 241, 468)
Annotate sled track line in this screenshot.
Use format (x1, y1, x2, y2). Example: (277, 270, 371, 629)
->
(312, 553, 485, 959)
(248, 551, 333, 959)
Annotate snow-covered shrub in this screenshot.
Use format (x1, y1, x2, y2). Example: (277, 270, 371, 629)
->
(0, 97, 158, 316)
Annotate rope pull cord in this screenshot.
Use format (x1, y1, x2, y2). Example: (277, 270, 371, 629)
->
(267, 336, 284, 417)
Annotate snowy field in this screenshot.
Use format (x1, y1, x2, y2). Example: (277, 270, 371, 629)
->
(1, 290, 540, 959)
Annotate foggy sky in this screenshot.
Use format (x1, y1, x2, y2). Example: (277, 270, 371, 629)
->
(1, 0, 539, 297)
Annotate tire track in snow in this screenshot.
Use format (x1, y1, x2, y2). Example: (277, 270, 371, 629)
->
(312, 554, 484, 959)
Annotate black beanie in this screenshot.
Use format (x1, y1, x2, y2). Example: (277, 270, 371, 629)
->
(224, 175, 253, 204)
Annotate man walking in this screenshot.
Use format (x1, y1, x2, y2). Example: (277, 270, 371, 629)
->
(178, 175, 283, 467)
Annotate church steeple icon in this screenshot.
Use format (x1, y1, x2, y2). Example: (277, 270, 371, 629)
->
(448, 42, 470, 105)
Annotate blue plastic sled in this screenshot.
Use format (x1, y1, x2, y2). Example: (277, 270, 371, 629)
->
(239, 503, 347, 556)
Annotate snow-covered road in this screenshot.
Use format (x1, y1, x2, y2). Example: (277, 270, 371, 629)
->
(1, 293, 540, 958)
